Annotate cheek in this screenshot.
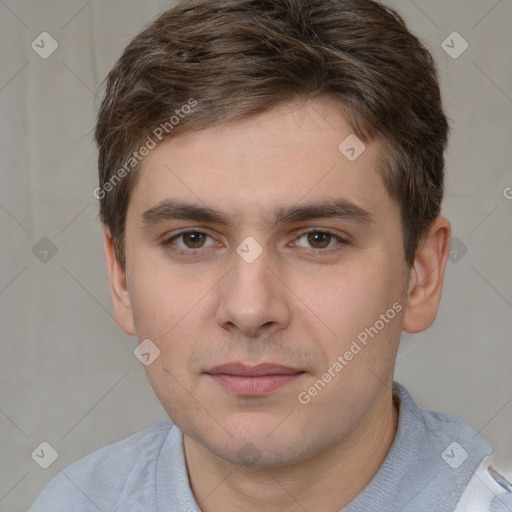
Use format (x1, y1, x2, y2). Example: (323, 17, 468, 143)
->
(129, 280, 172, 338)
(127, 260, 213, 378)
(291, 256, 405, 388)
(295, 258, 399, 337)
(127, 255, 199, 338)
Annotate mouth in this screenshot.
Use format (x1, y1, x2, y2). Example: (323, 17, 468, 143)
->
(205, 363, 306, 396)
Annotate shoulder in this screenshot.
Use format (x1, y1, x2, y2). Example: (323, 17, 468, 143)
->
(28, 419, 176, 512)
(393, 382, 512, 511)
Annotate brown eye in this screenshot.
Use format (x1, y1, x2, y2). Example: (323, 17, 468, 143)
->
(181, 231, 207, 248)
(307, 232, 332, 249)
(164, 230, 216, 252)
(295, 230, 345, 251)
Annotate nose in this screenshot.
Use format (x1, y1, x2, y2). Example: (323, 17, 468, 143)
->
(215, 241, 292, 339)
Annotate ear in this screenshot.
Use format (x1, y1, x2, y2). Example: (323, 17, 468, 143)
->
(103, 228, 136, 335)
(402, 216, 451, 333)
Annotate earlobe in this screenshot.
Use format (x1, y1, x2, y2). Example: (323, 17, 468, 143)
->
(103, 228, 136, 335)
(402, 217, 451, 334)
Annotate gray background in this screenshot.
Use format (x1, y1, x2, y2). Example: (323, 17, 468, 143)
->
(1, 1, 511, 510)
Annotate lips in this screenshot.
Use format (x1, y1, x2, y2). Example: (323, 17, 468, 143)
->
(206, 363, 302, 376)
(205, 363, 305, 396)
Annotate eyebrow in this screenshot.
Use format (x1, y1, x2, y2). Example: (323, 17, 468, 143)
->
(141, 198, 374, 229)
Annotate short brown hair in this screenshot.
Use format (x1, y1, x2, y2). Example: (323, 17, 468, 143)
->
(94, 0, 449, 270)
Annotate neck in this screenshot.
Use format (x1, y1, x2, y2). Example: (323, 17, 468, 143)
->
(183, 384, 399, 512)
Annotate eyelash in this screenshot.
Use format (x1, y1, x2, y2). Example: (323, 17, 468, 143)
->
(162, 228, 348, 256)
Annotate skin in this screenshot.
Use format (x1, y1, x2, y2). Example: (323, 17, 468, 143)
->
(104, 97, 451, 511)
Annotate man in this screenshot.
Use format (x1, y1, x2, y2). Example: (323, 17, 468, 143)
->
(30, 0, 512, 510)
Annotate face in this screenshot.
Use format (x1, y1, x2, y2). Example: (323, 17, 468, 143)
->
(119, 97, 411, 467)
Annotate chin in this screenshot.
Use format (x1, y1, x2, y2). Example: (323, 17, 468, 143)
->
(193, 421, 327, 469)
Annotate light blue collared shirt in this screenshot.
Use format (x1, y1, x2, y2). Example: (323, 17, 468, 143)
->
(29, 382, 512, 512)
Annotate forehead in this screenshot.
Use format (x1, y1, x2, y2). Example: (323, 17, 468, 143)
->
(129, 97, 394, 226)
